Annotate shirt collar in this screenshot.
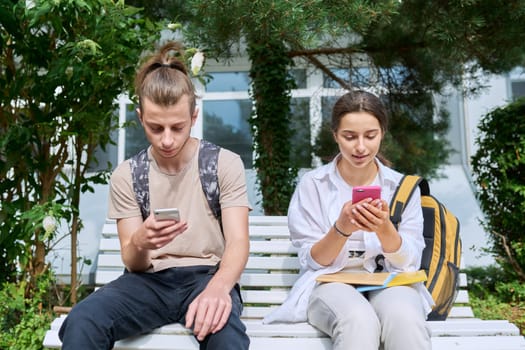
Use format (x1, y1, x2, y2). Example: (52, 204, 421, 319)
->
(312, 153, 400, 190)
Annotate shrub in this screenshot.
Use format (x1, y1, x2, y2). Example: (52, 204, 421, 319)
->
(0, 272, 55, 350)
(471, 97, 525, 281)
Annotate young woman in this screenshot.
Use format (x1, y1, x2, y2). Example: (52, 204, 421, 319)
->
(263, 91, 433, 350)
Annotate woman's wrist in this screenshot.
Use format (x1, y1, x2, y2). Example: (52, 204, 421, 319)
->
(333, 221, 352, 238)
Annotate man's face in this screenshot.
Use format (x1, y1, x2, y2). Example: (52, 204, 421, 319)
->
(137, 95, 197, 160)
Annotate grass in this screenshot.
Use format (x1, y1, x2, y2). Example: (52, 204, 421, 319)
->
(464, 265, 525, 336)
(470, 294, 525, 336)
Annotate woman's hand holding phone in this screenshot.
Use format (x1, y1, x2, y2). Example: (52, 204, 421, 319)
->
(350, 187, 401, 251)
(335, 186, 387, 237)
(352, 185, 381, 204)
(350, 185, 388, 232)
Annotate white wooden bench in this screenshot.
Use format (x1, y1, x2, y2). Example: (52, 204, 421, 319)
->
(44, 216, 525, 349)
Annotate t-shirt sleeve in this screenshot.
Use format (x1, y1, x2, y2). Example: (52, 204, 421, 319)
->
(217, 149, 252, 211)
(107, 160, 142, 219)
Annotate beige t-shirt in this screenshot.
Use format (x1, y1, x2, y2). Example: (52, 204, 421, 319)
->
(108, 140, 251, 272)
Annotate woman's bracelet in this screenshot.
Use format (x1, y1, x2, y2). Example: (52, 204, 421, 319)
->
(333, 221, 351, 237)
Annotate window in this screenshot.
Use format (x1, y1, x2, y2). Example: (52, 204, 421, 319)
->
(206, 72, 250, 92)
(203, 99, 253, 168)
(511, 81, 525, 100)
(290, 69, 307, 89)
(290, 97, 312, 168)
(123, 104, 148, 159)
(324, 67, 371, 88)
(321, 95, 339, 122)
(87, 132, 118, 172)
(202, 69, 309, 168)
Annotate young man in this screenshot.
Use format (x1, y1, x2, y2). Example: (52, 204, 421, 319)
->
(58, 41, 251, 349)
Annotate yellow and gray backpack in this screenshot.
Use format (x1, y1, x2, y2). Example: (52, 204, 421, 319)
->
(389, 175, 462, 321)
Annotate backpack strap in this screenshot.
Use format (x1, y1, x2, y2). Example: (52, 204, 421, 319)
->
(130, 140, 222, 223)
(389, 175, 425, 229)
(198, 140, 222, 223)
(130, 148, 150, 221)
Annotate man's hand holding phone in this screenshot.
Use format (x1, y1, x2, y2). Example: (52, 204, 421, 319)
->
(133, 208, 187, 250)
(154, 208, 181, 221)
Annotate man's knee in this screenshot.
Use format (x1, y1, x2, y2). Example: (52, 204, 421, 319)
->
(200, 314, 249, 350)
(59, 302, 93, 339)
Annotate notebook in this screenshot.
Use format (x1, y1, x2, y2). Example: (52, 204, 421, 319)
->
(316, 270, 427, 292)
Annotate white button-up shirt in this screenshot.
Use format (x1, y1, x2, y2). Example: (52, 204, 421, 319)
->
(263, 155, 434, 324)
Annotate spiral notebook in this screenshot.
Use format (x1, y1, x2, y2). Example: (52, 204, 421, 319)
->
(316, 270, 427, 292)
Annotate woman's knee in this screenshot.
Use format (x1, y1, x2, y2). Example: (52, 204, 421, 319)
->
(371, 286, 426, 322)
(369, 286, 430, 348)
(308, 283, 380, 338)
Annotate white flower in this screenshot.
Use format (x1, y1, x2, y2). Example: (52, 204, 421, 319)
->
(167, 23, 181, 30)
(65, 66, 74, 78)
(191, 51, 205, 76)
(54, 86, 63, 96)
(43, 215, 57, 234)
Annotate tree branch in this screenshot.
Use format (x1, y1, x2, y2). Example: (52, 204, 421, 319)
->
(493, 230, 525, 281)
(288, 46, 361, 57)
(287, 42, 427, 59)
(303, 54, 353, 91)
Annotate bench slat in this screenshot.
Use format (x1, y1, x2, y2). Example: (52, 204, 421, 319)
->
(248, 225, 290, 238)
(99, 239, 298, 255)
(448, 306, 475, 319)
(249, 216, 288, 225)
(101, 223, 291, 239)
(96, 255, 302, 271)
(96, 270, 302, 289)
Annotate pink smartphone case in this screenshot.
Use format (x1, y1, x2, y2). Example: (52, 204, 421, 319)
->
(352, 185, 381, 203)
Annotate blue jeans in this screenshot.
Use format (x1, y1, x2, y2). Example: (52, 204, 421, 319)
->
(58, 265, 249, 350)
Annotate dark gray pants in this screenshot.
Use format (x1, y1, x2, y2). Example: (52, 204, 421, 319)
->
(59, 265, 249, 350)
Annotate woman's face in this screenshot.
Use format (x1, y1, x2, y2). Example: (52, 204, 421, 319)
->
(333, 111, 383, 170)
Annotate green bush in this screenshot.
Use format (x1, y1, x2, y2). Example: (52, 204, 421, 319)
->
(0, 272, 55, 350)
(471, 97, 525, 281)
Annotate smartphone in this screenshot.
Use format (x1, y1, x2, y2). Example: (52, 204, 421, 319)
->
(153, 208, 180, 221)
(352, 185, 381, 204)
